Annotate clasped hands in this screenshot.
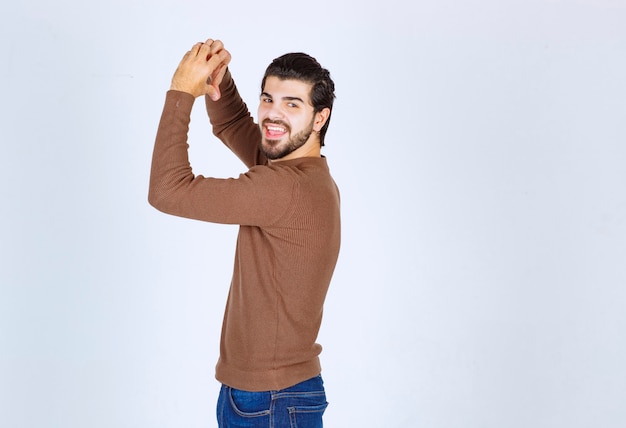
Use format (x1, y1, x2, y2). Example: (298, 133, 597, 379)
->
(170, 38, 231, 101)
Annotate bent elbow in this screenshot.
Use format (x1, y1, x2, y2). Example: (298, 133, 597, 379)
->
(147, 191, 158, 210)
(148, 185, 166, 212)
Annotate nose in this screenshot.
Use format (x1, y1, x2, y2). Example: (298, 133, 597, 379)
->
(265, 102, 285, 121)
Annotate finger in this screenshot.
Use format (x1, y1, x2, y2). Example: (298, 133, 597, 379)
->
(212, 57, 230, 86)
(206, 58, 231, 101)
(189, 42, 203, 57)
(206, 85, 220, 101)
(206, 67, 222, 101)
(198, 39, 216, 61)
(213, 64, 227, 84)
(207, 50, 230, 84)
(208, 40, 224, 55)
(208, 49, 230, 75)
(180, 42, 201, 62)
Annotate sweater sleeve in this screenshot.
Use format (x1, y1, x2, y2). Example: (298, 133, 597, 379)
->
(148, 90, 296, 226)
(205, 70, 266, 168)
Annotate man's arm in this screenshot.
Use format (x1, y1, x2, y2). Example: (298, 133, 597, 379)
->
(148, 39, 294, 226)
(205, 72, 266, 169)
(149, 38, 230, 211)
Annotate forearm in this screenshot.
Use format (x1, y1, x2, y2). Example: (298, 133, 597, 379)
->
(148, 90, 196, 212)
(205, 70, 265, 168)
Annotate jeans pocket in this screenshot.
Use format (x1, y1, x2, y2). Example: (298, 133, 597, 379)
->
(228, 388, 271, 418)
(287, 400, 328, 428)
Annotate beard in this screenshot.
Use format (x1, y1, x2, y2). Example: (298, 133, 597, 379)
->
(260, 118, 315, 160)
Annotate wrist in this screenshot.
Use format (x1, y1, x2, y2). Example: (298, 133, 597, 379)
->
(169, 85, 195, 97)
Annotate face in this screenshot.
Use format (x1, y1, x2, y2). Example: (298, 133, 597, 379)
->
(258, 77, 318, 160)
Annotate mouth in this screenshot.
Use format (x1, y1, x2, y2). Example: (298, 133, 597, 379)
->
(263, 121, 289, 139)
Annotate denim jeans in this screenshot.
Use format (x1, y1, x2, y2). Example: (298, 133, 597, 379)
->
(216, 375, 328, 428)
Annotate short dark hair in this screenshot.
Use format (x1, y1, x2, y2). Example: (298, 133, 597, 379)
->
(261, 53, 336, 146)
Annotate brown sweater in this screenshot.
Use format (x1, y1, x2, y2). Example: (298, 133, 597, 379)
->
(148, 70, 341, 391)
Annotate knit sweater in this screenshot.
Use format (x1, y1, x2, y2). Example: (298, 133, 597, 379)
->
(148, 70, 341, 391)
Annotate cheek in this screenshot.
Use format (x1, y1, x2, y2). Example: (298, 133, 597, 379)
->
(257, 102, 272, 117)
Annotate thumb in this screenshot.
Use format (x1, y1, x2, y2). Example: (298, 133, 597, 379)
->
(206, 76, 221, 101)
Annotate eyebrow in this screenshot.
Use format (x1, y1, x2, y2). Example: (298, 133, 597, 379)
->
(261, 92, 305, 104)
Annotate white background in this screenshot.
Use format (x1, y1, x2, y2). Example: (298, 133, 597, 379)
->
(1, 1, 625, 427)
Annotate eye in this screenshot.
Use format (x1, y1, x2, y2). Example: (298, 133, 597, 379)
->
(287, 102, 299, 108)
(261, 96, 272, 103)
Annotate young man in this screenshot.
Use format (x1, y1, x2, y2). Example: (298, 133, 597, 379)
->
(148, 39, 340, 427)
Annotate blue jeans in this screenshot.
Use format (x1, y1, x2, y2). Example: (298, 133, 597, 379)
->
(216, 375, 328, 427)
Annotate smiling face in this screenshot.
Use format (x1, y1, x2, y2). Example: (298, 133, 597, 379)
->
(258, 76, 328, 161)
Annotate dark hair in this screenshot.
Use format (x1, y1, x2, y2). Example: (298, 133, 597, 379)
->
(261, 53, 336, 146)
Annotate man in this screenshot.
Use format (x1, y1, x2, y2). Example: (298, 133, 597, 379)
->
(148, 39, 340, 428)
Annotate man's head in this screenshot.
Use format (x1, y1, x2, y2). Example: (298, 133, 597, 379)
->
(258, 53, 335, 160)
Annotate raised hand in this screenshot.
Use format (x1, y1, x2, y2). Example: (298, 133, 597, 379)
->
(170, 39, 231, 100)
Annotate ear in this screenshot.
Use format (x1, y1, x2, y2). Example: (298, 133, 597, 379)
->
(313, 107, 331, 132)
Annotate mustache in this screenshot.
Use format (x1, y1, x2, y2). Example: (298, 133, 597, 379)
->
(262, 119, 290, 130)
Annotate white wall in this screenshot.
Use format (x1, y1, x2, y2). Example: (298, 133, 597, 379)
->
(1, 1, 625, 427)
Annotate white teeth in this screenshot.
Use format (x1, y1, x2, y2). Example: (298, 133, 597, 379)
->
(267, 125, 286, 132)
